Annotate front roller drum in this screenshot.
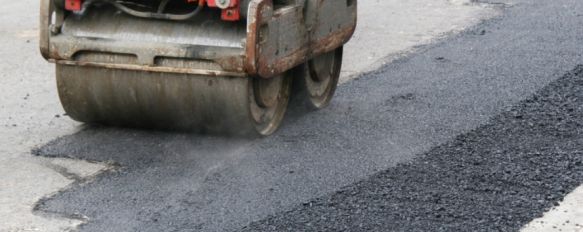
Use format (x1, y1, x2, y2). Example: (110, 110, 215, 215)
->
(56, 64, 291, 136)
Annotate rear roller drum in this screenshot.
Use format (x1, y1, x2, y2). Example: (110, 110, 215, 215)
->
(295, 47, 343, 109)
(56, 64, 291, 136)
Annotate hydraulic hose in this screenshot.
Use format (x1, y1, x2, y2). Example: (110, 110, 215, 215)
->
(157, 0, 171, 13)
(80, 0, 205, 21)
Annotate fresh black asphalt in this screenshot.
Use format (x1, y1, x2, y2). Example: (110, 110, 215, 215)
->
(33, 0, 583, 231)
(242, 66, 583, 232)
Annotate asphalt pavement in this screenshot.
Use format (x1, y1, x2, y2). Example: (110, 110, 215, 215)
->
(242, 66, 583, 231)
(32, 0, 583, 231)
(0, 0, 493, 231)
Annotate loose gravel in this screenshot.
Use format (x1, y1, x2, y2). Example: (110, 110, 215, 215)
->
(242, 66, 583, 231)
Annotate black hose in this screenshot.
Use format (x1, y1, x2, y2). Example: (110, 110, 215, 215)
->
(157, 0, 171, 13)
(80, 0, 203, 21)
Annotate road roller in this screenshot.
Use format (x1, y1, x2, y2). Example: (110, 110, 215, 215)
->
(40, 0, 357, 135)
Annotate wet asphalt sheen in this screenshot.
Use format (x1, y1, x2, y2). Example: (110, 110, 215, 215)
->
(34, 0, 583, 231)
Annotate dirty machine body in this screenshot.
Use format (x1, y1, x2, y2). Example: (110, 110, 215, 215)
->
(40, 0, 357, 135)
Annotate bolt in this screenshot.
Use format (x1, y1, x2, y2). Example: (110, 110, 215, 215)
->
(216, 0, 230, 8)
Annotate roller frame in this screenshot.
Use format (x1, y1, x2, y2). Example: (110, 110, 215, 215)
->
(40, 0, 357, 79)
(39, 0, 357, 135)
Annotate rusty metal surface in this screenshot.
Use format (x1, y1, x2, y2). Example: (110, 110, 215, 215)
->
(243, 0, 272, 75)
(41, 0, 357, 78)
(247, 0, 357, 78)
(39, 0, 51, 59)
(52, 59, 247, 77)
(52, 6, 247, 73)
(61, 9, 244, 48)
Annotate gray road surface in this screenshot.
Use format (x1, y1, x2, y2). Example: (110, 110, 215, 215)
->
(0, 0, 494, 231)
(34, 0, 583, 231)
(243, 66, 583, 231)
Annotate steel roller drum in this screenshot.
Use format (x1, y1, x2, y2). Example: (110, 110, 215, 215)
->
(57, 63, 291, 135)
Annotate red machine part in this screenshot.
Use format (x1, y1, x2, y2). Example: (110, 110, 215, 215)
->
(206, 0, 240, 21)
(65, 0, 82, 11)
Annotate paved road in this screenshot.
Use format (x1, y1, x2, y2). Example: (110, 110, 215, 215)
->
(242, 66, 583, 231)
(0, 0, 496, 232)
(0, 1, 106, 231)
(32, 0, 583, 231)
(0, 0, 493, 231)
